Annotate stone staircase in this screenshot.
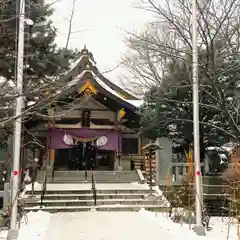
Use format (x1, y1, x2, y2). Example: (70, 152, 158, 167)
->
(23, 185, 168, 213)
(36, 170, 142, 183)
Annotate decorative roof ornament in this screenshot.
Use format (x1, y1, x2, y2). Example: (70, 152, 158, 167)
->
(80, 45, 97, 64)
(117, 108, 126, 121)
(82, 44, 88, 55)
(79, 80, 97, 95)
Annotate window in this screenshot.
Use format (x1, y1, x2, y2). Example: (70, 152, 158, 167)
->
(122, 138, 138, 154)
(82, 109, 91, 127)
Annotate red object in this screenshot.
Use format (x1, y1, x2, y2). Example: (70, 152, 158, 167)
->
(196, 171, 201, 176)
(13, 170, 18, 176)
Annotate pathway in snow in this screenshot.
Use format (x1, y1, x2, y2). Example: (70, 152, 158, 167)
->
(44, 211, 175, 240)
(17, 210, 238, 240)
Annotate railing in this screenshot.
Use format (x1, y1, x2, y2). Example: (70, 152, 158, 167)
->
(51, 166, 55, 183)
(172, 162, 240, 183)
(40, 171, 48, 209)
(172, 162, 205, 183)
(91, 170, 97, 206)
(31, 164, 37, 196)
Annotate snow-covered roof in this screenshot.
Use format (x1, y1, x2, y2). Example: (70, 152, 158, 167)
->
(206, 144, 235, 153)
(68, 53, 96, 72)
(94, 75, 143, 108)
(66, 69, 143, 108)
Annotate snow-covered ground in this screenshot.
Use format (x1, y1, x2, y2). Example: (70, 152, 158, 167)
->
(15, 210, 239, 240)
(0, 230, 8, 240)
(19, 183, 237, 239)
(139, 209, 238, 240)
(17, 211, 51, 240)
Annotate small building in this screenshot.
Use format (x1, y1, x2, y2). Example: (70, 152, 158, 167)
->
(24, 47, 144, 172)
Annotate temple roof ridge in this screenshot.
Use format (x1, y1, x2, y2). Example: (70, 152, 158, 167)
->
(63, 47, 141, 105)
(79, 45, 96, 64)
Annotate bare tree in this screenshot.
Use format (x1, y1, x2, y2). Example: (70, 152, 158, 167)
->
(65, 0, 77, 50)
(123, 0, 240, 139)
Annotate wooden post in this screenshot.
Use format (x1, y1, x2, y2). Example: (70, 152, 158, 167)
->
(48, 108, 56, 167)
(32, 148, 36, 196)
(187, 149, 194, 181)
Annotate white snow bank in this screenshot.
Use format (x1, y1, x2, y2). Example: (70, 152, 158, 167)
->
(131, 182, 148, 186)
(152, 185, 170, 207)
(25, 182, 42, 191)
(0, 230, 8, 240)
(138, 209, 238, 240)
(17, 211, 51, 240)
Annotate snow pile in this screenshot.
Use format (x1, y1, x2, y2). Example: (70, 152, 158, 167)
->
(138, 208, 238, 240)
(131, 183, 170, 206)
(17, 211, 51, 240)
(0, 230, 8, 240)
(131, 182, 148, 186)
(25, 182, 42, 191)
(20, 182, 42, 199)
(152, 185, 170, 207)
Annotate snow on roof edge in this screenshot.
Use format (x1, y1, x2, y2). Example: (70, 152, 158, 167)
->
(66, 69, 143, 108)
(68, 54, 96, 73)
(94, 75, 143, 108)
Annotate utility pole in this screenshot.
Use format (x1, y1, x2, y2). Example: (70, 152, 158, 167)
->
(8, 0, 25, 239)
(192, 0, 206, 236)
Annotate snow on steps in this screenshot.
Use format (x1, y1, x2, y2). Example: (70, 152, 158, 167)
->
(36, 170, 142, 183)
(23, 183, 169, 213)
(24, 205, 168, 213)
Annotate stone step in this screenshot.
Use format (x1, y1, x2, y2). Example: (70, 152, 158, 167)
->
(25, 189, 151, 195)
(37, 171, 138, 176)
(38, 175, 139, 179)
(37, 173, 134, 176)
(37, 171, 139, 175)
(24, 205, 168, 213)
(37, 174, 138, 177)
(42, 175, 139, 179)
(24, 193, 147, 200)
(24, 199, 164, 207)
(50, 173, 137, 175)
(37, 175, 139, 179)
(36, 171, 141, 183)
(40, 180, 139, 184)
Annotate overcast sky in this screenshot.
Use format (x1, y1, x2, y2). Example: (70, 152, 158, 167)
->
(48, 0, 154, 80)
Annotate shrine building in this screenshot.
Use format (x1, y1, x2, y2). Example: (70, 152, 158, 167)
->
(23, 46, 144, 172)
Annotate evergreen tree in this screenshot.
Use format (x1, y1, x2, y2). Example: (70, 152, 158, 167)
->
(139, 55, 234, 155)
(0, 0, 78, 148)
(0, 0, 77, 89)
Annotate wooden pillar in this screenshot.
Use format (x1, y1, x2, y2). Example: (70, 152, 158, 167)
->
(114, 111, 120, 170)
(187, 149, 194, 182)
(49, 149, 55, 162)
(138, 134, 142, 155)
(48, 108, 56, 168)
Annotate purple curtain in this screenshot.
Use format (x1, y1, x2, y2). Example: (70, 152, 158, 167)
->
(47, 128, 121, 151)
